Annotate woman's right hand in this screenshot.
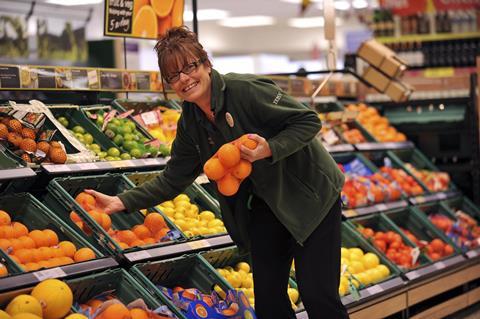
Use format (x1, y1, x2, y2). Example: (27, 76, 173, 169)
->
(84, 189, 126, 215)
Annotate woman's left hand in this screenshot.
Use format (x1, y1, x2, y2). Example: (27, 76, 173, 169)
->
(239, 134, 272, 162)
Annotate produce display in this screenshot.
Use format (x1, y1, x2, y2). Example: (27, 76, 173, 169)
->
(216, 261, 300, 310)
(71, 192, 173, 249)
(404, 163, 451, 192)
(85, 110, 169, 159)
(339, 247, 391, 296)
(0, 115, 67, 164)
(0, 208, 96, 272)
(345, 103, 406, 142)
(429, 211, 480, 251)
(203, 135, 257, 196)
(337, 125, 367, 144)
(157, 194, 226, 238)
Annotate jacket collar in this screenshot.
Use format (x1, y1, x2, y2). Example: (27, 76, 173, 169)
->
(210, 69, 226, 114)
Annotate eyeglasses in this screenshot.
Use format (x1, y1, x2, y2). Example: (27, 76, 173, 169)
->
(164, 59, 204, 84)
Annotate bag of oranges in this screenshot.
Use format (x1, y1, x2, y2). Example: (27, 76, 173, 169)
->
(203, 135, 258, 196)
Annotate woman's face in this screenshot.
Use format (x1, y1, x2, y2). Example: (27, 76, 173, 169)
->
(166, 56, 211, 105)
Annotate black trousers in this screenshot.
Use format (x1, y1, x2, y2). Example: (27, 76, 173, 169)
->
(248, 196, 349, 319)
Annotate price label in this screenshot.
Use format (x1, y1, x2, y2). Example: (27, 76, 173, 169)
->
(48, 164, 71, 172)
(424, 67, 455, 78)
(467, 250, 479, 258)
(140, 111, 159, 126)
(78, 163, 98, 170)
(187, 239, 211, 250)
(436, 193, 447, 200)
(143, 158, 158, 165)
(415, 196, 425, 204)
(407, 271, 420, 280)
(367, 285, 384, 295)
(375, 203, 388, 212)
(127, 250, 151, 261)
(195, 174, 210, 185)
(433, 261, 446, 270)
(33, 267, 66, 281)
(342, 210, 358, 218)
(109, 161, 127, 168)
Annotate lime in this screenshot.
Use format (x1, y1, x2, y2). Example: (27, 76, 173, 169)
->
(126, 121, 136, 130)
(74, 133, 85, 143)
(111, 119, 121, 126)
(90, 144, 101, 153)
(130, 148, 143, 159)
(105, 156, 116, 161)
(58, 116, 69, 127)
(147, 146, 159, 157)
(83, 133, 94, 145)
(72, 126, 85, 134)
(106, 123, 118, 133)
(123, 140, 137, 151)
(120, 153, 132, 160)
(123, 125, 133, 134)
(123, 133, 135, 141)
(98, 151, 107, 159)
(113, 135, 124, 146)
(104, 129, 115, 139)
(96, 115, 104, 127)
(107, 147, 121, 157)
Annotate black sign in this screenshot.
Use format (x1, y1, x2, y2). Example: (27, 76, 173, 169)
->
(36, 68, 56, 88)
(136, 73, 150, 90)
(100, 71, 122, 90)
(0, 66, 20, 88)
(105, 0, 134, 36)
(71, 69, 88, 89)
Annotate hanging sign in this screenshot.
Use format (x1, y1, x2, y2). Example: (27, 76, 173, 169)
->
(104, 0, 185, 40)
(379, 0, 427, 15)
(432, 0, 480, 11)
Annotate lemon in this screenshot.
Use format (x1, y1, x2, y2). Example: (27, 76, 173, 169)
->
(349, 248, 364, 258)
(174, 194, 190, 203)
(235, 262, 251, 273)
(6, 295, 42, 317)
(287, 288, 299, 303)
(199, 211, 215, 221)
(173, 212, 185, 220)
(349, 260, 365, 274)
(175, 201, 190, 210)
(162, 207, 175, 217)
(184, 207, 199, 218)
(207, 219, 223, 228)
(362, 253, 380, 269)
(376, 264, 391, 278)
(0, 310, 10, 319)
(340, 247, 350, 259)
(161, 201, 175, 209)
(245, 288, 254, 299)
(242, 277, 253, 289)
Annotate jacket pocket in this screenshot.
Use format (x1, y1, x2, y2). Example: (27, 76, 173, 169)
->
(285, 169, 320, 200)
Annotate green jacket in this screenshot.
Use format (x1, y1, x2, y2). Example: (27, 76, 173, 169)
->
(118, 69, 344, 251)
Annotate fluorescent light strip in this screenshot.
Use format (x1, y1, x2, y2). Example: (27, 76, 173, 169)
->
(288, 16, 343, 28)
(46, 0, 102, 5)
(352, 0, 368, 9)
(184, 9, 229, 22)
(219, 16, 275, 28)
(280, 0, 322, 3)
(334, 0, 351, 10)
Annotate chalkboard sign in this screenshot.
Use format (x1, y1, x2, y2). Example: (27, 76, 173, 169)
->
(100, 70, 122, 90)
(104, 0, 185, 40)
(0, 66, 20, 89)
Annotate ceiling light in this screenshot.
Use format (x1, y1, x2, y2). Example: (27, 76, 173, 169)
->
(219, 16, 275, 28)
(334, 0, 351, 10)
(352, 0, 368, 9)
(184, 9, 229, 22)
(46, 0, 102, 5)
(288, 16, 325, 28)
(280, 0, 322, 3)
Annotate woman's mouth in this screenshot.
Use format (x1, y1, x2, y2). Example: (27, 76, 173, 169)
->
(183, 81, 198, 92)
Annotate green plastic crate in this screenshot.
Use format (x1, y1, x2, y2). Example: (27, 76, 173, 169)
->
(113, 98, 182, 112)
(441, 196, 480, 220)
(43, 174, 185, 255)
(0, 192, 107, 272)
(383, 207, 463, 255)
(130, 254, 231, 319)
(388, 148, 457, 193)
(347, 214, 432, 270)
(49, 106, 117, 154)
(0, 149, 22, 169)
(0, 248, 22, 276)
(124, 171, 224, 239)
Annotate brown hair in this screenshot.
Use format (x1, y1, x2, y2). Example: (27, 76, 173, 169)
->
(154, 26, 212, 81)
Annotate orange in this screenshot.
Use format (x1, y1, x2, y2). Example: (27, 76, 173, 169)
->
(232, 160, 252, 179)
(154, 228, 169, 241)
(217, 144, 241, 168)
(87, 299, 103, 311)
(0, 262, 7, 277)
(132, 5, 158, 38)
(130, 239, 145, 247)
(118, 242, 129, 249)
(171, 0, 184, 27)
(238, 134, 258, 150)
(0, 210, 11, 225)
(24, 262, 41, 271)
(43, 229, 59, 246)
(74, 247, 96, 262)
(133, 0, 149, 18)
(100, 213, 112, 231)
(38, 246, 55, 260)
(430, 239, 445, 254)
(130, 308, 149, 319)
(29, 229, 48, 248)
(143, 237, 156, 245)
(13, 248, 33, 263)
(217, 173, 241, 196)
(75, 192, 96, 211)
(144, 213, 167, 233)
(132, 224, 152, 240)
(70, 211, 82, 223)
(9, 238, 23, 252)
(117, 230, 137, 245)
(0, 238, 10, 251)
(151, 0, 174, 17)
(58, 241, 77, 258)
(18, 235, 35, 249)
(0, 225, 14, 238)
(204, 157, 226, 181)
(11, 222, 28, 238)
(99, 303, 131, 319)
(158, 14, 172, 37)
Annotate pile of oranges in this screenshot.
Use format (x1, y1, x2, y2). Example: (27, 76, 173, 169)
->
(71, 192, 171, 249)
(0, 209, 96, 272)
(203, 135, 257, 196)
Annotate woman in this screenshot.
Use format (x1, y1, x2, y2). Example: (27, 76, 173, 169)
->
(86, 26, 348, 319)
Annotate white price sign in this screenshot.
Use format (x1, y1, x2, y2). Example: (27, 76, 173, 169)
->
(128, 250, 151, 261)
(33, 267, 66, 281)
(367, 285, 384, 295)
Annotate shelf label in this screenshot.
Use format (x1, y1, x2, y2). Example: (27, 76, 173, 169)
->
(433, 261, 446, 270)
(424, 68, 455, 78)
(467, 250, 479, 258)
(342, 210, 358, 218)
(407, 270, 420, 280)
(0, 66, 20, 88)
(33, 267, 66, 281)
(109, 161, 127, 168)
(195, 174, 210, 185)
(436, 193, 447, 200)
(415, 196, 425, 204)
(143, 158, 159, 165)
(375, 203, 388, 212)
(128, 250, 151, 261)
(47, 164, 71, 172)
(78, 163, 98, 170)
(187, 239, 211, 250)
(366, 285, 384, 295)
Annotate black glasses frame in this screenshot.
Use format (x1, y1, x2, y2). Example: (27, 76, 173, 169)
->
(164, 58, 205, 84)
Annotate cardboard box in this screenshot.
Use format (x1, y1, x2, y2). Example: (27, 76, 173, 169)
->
(363, 66, 390, 92)
(385, 81, 413, 102)
(358, 39, 407, 78)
